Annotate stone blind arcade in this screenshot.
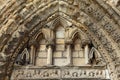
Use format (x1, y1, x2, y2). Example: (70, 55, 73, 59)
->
(12, 18, 109, 80)
(15, 18, 105, 67)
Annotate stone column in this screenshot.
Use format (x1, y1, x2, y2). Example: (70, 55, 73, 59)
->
(29, 40, 37, 65)
(82, 39, 91, 64)
(47, 45, 53, 65)
(84, 44, 89, 64)
(30, 45, 35, 65)
(66, 44, 72, 66)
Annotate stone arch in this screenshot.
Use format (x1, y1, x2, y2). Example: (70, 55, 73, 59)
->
(1, 14, 116, 79)
(71, 31, 84, 66)
(88, 47, 106, 65)
(67, 27, 90, 45)
(32, 28, 54, 42)
(50, 16, 72, 30)
(0, 0, 119, 80)
(29, 28, 54, 66)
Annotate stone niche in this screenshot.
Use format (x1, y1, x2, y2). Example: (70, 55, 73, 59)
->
(33, 24, 86, 67)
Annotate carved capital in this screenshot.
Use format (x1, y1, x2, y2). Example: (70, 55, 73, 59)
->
(81, 39, 91, 48)
(65, 39, 73, 45)
(29, 39, 38, 47)
(46, 40, 54, 48)
(46, 44, 54, 48)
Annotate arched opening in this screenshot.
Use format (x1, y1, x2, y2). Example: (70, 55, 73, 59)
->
(72, 32, 84, 66)
(35, 33, 47, 66)
(10, 16, 111, 80)
(53, 24, 67, 66)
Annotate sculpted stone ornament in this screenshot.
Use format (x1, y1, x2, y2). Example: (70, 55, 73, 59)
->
(15, 48, 30, 65)
(11, 67, 109, 80)
(0, 0, 120, 80)
(89, 47, 106, 66)
(0, 52, 7, 79)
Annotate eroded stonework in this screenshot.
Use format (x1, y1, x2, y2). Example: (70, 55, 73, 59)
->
(11, 67, 109, 80)
(11, 17, 108, 80)
(0, 0, 120, 80)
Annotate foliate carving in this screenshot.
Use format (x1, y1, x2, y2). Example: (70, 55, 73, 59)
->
(11, 67, 109, 79)
(101, 16, 120, 44)
(93, 10, 104, 21)
(103, 23, 115, 33)
(83, 3, 104, 21)
(86, 21, 117, 61)
(96, 57, 106, 65)
(115, 57, 120, 66)
(46, 39, 55, 48)
(94, 30, 103, 40)
(11, 68, 60, 79)
(104, 42, 114, 53)
(89, 24, 98, 33)
(25, 15, 41, 29)
(20, 8, 30, 18)
(102, 21, 120, 44)
(79, 0, 120, 48)
(85, 6, 94, 14)
(84, 19, 93, 27)
(111, 31, 120, 43)
(1, 1, 120, 80)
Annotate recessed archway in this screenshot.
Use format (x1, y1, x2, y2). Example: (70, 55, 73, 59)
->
(0, 0, 120, 80)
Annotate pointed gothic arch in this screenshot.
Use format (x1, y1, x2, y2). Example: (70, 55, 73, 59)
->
(0, 0, 120, 80)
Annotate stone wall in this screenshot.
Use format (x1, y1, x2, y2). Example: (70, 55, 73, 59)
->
(0, 0, 120, 80)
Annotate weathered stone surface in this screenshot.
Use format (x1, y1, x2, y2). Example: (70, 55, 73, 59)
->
(54, 51, 62, 58)
(72, 51, 79, 58)
(36, 58, 47, 66)
(56, 45, 65, 51)
(0, 0, 120, 80)
(11, 67, 109, 80)
(37, 51, 47, 58)
(73, 58, 85, 66)
(54, 58, 68, 66)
